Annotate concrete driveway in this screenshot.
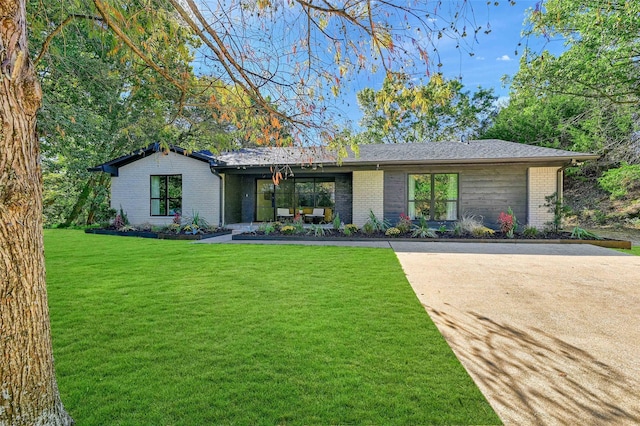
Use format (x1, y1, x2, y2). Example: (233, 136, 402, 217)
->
(392, 242, 640, 425)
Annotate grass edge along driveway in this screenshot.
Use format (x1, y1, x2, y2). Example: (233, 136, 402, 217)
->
(45, 230, 500, 425)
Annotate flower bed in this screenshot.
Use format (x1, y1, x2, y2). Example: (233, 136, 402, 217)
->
(233, 212, 632, 249)
(85, 228, 231, 240)
(232, 230, 631, 249)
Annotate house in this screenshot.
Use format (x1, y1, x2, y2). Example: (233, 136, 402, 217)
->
(89, 140, 598, 229)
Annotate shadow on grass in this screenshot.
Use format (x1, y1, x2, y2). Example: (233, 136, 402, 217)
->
(426, 307, 640, 425)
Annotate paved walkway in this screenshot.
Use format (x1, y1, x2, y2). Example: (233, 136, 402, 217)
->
(392, 242, 640, 425)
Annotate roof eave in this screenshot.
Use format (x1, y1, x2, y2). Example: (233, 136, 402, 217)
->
(335, 154, 600, 167)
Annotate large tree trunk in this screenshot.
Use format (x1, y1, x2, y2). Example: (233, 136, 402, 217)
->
(0, 1, 74, 425)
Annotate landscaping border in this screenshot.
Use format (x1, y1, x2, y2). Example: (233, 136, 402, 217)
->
(232, 234, 632, 249)
(85, 229, 232, 240)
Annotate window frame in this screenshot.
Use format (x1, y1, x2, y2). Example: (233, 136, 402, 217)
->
(150, 174, 182, 217)
(407, 173, 459, 221)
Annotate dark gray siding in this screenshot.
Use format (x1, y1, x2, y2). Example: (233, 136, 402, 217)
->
(334, 174, 352, 224)
(459, 167, 527, 228)
(224, 174, 242, 224)
(383, 171, 406, 224)
(383, 166, 528, 228)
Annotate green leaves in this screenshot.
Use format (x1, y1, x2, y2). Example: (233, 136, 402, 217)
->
(356, 73, 497, 144)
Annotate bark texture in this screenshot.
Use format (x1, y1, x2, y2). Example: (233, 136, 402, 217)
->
(1, 1, 73, 425)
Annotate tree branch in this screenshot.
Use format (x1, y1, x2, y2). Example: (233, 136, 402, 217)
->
(34, 13, 104, 66)
(92, 0, 187, 94)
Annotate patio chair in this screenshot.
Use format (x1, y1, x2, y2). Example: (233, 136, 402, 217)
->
(306, 208, 325, 223)
(276, 208, 294, 220)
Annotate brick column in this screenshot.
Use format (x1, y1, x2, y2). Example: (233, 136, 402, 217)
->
(528, 167, 560, 229)
(352, 170, 384, 227)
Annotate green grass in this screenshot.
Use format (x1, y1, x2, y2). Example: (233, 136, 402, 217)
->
(45, 230, 500, 425)
(620, 246, 640, 256)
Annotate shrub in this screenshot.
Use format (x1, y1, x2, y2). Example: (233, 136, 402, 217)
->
(395, 214, 413, 233)
(570, 226, 601, 240)
(183, 210, 210, 231)
(363, 210, 389, 233)
(385, 227, 401, 237)
(343, 224, 358, 236)
(456, 213, 484, 235)
(118, 206, 129, 225)
(411, 217, 437, 238)
(471, 226, 495, 237)
(182, 224, 202, 235)
(113, 214, 125, 230)
(308, 224, 326, 237)
(292, 216, 305, 233)
(165, 223, 181, 234)
(362, 222, 375, 235)
(522, 226, 539, 238)
(332, 213, 342, 231)
(497, 207, 516, 238)
(544, 192, 570, 233)
(280, 225, 296, 235)
(598, 163, 640, 199)
(258, 222, 275, 235)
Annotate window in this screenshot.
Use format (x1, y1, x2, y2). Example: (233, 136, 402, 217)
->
(151, 175, 182, 216)
(294, 178, 335, 209)
(408, 174, 458, 220)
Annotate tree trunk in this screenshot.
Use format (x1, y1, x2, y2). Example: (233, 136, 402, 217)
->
(0, 1, 74, 425)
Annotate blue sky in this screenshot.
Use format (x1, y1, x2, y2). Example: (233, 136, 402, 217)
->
(336, 0, 566, 127)
(192, 0, 566, 130)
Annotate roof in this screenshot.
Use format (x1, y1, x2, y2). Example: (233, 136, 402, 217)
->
(90, 140, 599, 175)
(343, 139, 599, 165)
(215, 139, 598, 168)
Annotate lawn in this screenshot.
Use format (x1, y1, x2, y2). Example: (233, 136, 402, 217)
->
(45, 230, 500, 425)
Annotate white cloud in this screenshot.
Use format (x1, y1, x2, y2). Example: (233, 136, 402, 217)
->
(475, 56, 486, 61)
(496, 55, 512, 61)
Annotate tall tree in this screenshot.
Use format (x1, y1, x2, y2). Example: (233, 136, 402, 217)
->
(356, 73, 496, 144)
(0, 1, 74, 425)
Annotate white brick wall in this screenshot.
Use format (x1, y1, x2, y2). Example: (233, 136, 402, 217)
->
(111, 151, 220, 226)
(528, 167, 560, 229)
(352, 170, 384, 227)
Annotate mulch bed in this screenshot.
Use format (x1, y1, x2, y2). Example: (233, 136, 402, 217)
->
(234, 229, 632, 249)
(85, 228, 231, 240)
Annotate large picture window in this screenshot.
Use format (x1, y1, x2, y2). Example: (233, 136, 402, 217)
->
(255, 177, 335, 221)
(151, 175, 182, 216)
(408, 173, 458, 220)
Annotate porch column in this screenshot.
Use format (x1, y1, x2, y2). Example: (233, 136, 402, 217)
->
(352, 170, 384, 227)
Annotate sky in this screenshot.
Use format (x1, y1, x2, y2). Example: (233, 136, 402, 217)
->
(337, 0, 567, 126)
(192, 0, 567, 130)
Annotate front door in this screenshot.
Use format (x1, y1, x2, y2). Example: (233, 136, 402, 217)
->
(256, 179, 275, 221)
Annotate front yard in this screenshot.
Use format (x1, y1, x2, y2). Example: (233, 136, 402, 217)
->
(45, 230, 499, 425)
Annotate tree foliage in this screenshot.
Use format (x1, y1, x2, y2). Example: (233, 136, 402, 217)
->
(484, 0, 640, 164)
(356, 73, 497, 144)
(518, 0, 640, 105)
(29, 0, 503, 147)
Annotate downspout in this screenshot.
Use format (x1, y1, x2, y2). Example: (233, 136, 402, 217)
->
(219, 173, 225, 227)
(557, 160, 577, 207)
